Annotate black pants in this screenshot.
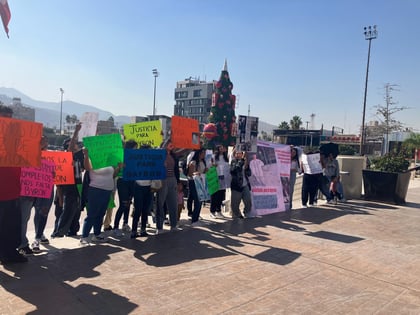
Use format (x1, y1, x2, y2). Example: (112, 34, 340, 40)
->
(301, 174, 320, 205)
(0, 199, 22, 260)
(210, 189, 226, 213)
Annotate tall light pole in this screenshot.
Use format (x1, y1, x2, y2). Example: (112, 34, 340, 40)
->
(152, 69, 159, 117)
(360, 25, 378, 155)
(59, 88, 64, 135)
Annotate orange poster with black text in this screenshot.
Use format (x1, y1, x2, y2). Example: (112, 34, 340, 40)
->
(0, 117, 42, 167)
(171, 116, 200, 149)
(41, 151, 75, 185)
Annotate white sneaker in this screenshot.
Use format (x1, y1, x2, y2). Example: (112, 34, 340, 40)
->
(31, 240, 41, 253)
(215, 212, 225, 219)
(209, 213, 217, 219)
(80, 238, 89, 246)
(171, 226, 183, 232)
(327, 200, 334, 204)
(122, 224, 131, 232)
(91, 234, 108, 243)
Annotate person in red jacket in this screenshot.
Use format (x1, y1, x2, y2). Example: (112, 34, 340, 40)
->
(0, 103, 27, 264)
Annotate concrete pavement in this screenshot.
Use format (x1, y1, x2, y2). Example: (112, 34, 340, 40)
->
(1, 178, 420, 314)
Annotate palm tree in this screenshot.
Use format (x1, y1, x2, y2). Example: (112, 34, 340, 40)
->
(290, 116, 303, 130)
(278, 121, 290, 130)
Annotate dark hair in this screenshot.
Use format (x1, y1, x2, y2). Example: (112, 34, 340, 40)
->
(192, 148, 206, 168)
(62, 138, 71, 150)
(124, 139, 138, 149)
(214, 145, 228, 163)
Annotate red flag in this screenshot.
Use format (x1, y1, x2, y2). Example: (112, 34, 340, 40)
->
(0, 0, 11, 38)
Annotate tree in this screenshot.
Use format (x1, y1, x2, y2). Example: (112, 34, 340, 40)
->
(65, 114, 78, 124)
(207, 61, 236, 148)
(278, 121, 290, 130)
(373, 83, 408, 136)
(402, 132, 420, 160)
(290, 115, 303, 130)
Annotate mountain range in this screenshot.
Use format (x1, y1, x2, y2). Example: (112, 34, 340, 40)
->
(0, 87, 131, 129)
(0, 87, 276, 134)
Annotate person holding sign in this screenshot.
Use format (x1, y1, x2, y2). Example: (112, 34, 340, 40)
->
(79, 148, 123, 245)
(209, 145, 230, 219)
(51, 123, 84, 238)
(230, 149, 252, 219)
(113, 139, 137, 236)
(156, 140, 182, 232)
(0, 104, 27, 264)
(188, 148, 207, 226)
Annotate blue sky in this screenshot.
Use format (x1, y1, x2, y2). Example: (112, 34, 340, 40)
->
(1, 0, 419, 134)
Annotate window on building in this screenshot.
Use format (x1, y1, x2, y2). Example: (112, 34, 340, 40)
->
(193, 89, 201, 97)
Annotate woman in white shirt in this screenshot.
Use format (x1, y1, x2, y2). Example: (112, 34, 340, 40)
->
(80, 148, 122, 245)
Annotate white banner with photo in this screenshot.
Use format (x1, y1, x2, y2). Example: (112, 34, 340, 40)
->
(301, 153, 323, 175)
(246, 140, 290, 216)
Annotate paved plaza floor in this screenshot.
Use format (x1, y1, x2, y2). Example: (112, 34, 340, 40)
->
(1, 178, 420, 314)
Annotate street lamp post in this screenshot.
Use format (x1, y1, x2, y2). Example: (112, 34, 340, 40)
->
(152, 69, 159, 117)
(59, 88, 64, 135)
(360, 25, 378, 155)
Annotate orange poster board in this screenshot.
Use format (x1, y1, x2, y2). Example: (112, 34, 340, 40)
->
(0, 117, 43, 167)
(171, 116, 200, 149)
(41, 151, 75, 185)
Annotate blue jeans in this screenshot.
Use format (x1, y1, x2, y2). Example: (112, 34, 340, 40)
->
(132, 184, 152, 232)
(82, 187, 111, 237)
(188, 179, 202, 223)
(231, 185, 252, 217)
(157, 177, 178, 228)
(114, 178, 135, 229)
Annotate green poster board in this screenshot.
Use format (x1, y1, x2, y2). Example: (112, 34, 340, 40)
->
(206, 166, 220, 195)
(83, 134, 124, 169)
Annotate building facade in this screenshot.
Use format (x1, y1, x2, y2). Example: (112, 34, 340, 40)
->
(173, 78, 214, 125)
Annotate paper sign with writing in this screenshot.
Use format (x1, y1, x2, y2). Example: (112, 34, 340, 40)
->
(41, 151, 75, 185)
(20, 159, 55, 198)
(123, 148, 166, 180)
(78, 112, 99, 140)
(0, 117, 42, 167)
(171, 116, 200, 149)
(123, 120, 163, 148)
(301, 153, 323, 174)
(83, 133, 123, 169)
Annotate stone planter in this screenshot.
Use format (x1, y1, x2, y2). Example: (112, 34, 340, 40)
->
(362, 169, 411, 205)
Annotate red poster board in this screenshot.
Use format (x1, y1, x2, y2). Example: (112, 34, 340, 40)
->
(0, 117, 42, 167)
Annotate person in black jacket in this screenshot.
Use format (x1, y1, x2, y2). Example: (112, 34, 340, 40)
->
(230, 149, 252, 219)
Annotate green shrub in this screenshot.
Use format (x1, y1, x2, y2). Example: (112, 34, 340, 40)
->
(370, 153, 409, 173)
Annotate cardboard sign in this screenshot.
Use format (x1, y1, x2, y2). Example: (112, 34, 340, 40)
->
(123, 120, 163, 148)
(20, 159, 55, 198)
(41, 151, 75, 185)
(83, 134, 124, 169)
(0, 117, 42, 167)
(123, 148, 166, 180)
(171, 116, 200, 149)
